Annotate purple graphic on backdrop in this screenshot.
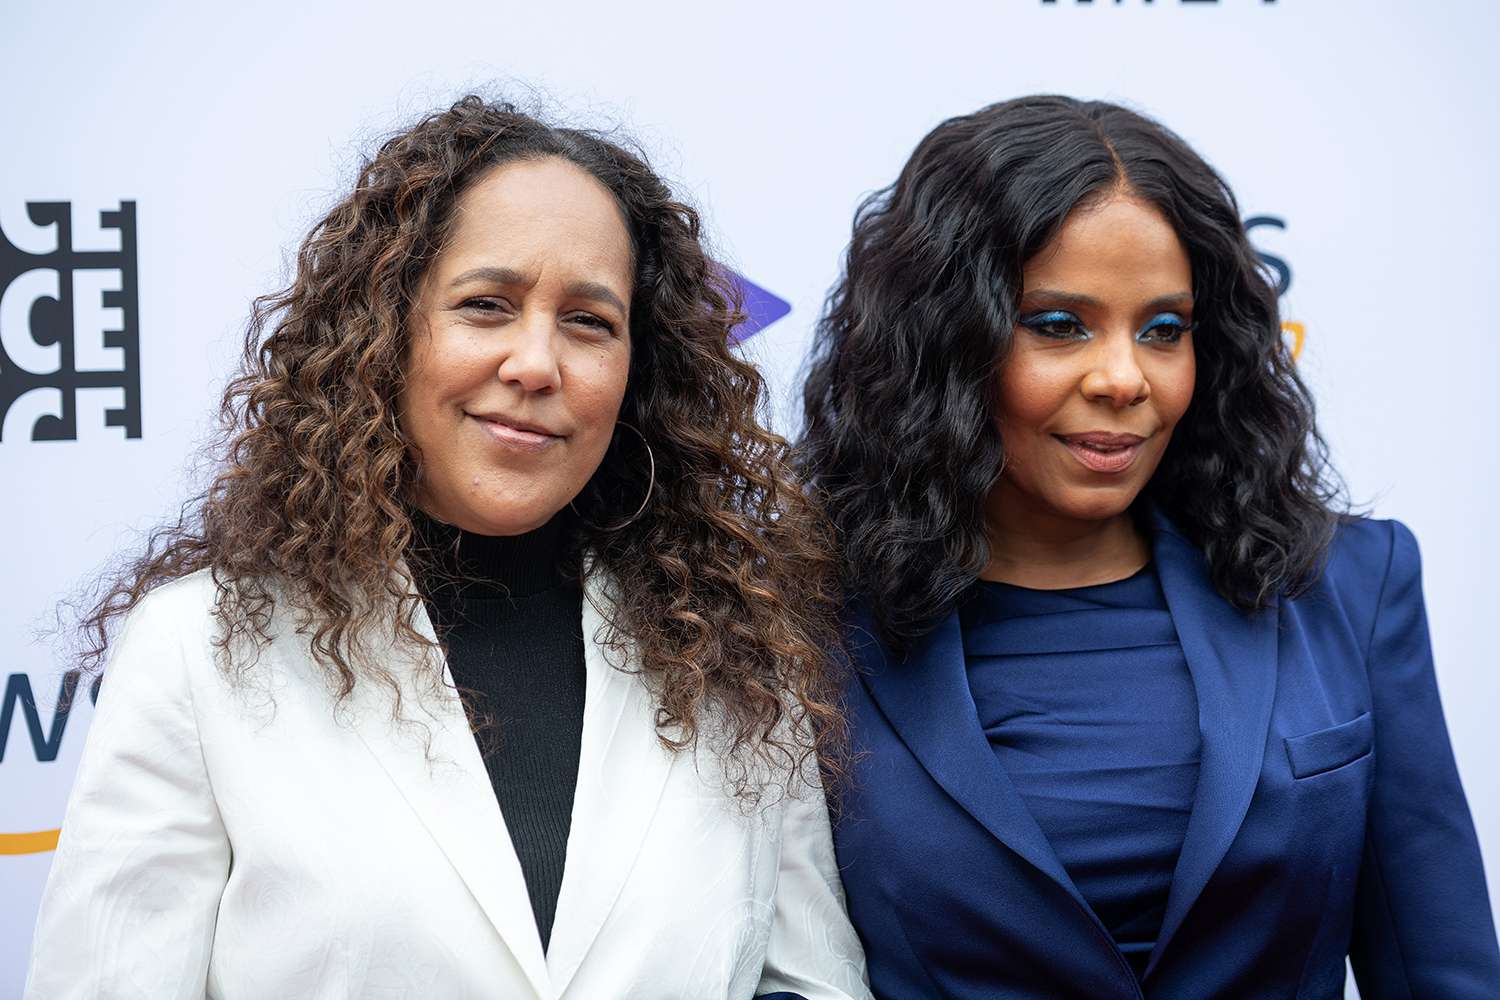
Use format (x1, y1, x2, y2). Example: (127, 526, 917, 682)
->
(726, 271, 791, 344)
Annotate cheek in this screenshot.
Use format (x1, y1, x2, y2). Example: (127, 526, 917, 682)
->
(397, 342, 434, 435)
(997, 355, 1072, 438)
(404, 334, 495, 425)
(566, 349, 631, 446)
(1152, 351, 1197, 428)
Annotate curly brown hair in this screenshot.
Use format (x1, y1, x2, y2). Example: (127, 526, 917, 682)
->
(78, 95, 846, 799)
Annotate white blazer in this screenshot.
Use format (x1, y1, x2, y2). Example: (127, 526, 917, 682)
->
(25, 570, 870, 1000)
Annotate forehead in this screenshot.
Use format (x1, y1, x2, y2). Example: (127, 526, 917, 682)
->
(1022, 194, 1190, 298)
(437, 156, 634, 281)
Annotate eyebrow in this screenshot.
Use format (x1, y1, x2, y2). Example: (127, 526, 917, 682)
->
(1022, 289, 1194, 312)
(449, 266, 628, 315)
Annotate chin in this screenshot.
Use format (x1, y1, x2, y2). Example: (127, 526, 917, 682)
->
(426, 489, 568, 538)
(470, 507, 562, 537)
(1053, 486, 1141, 524)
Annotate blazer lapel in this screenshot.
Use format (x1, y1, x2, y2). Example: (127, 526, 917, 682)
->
(349, 598, 551, 999)
(1145, 512, 1279, 977)
(851, 605, 1095, 919)
(545, 576, 678, 997)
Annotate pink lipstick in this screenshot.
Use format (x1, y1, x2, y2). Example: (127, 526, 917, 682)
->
(470, 413, 563, 454)
(1056, 432, 1147, 474)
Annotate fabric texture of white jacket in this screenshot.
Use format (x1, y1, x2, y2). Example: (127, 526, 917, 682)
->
(25, 569, 871, 1000)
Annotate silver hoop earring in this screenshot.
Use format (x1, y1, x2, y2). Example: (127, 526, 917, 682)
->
(571, 420, 656, 532)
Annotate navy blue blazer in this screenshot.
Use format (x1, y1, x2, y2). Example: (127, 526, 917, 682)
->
(833, 514, 1500, 999)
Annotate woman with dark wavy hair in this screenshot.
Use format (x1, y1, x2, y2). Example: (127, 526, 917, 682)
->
(800, 95, 1499, 998)
(26, 96, 869, 1000)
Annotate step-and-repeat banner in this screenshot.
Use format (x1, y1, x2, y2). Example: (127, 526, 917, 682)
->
(4, 1, 1497, 995)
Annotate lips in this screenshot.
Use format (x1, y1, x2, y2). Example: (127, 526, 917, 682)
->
(1055, 432, 1147, 474)
(469, 412, 563, 453)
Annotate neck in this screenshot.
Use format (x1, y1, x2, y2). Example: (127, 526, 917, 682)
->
(410, 507, 575, 601)
(981, 490, 1149, 590)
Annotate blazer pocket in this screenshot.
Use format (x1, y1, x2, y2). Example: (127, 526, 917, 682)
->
(1284, 711, 1373, 779)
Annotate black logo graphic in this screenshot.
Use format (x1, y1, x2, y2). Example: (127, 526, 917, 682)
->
(1245, 215, 1291, 296)
(0, 201, 141, 442)
(0, 670, 100, 764)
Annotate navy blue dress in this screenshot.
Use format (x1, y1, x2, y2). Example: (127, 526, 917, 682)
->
(961, 566, 1200, 979)
(832, 515, 1500, 998)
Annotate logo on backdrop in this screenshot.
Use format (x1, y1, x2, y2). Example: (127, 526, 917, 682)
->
(0, 201, 141, 443)
(0, 670, 100, 768)
(0, 668, 99, 855)
(1244, 214, 1305, 360)
(726, 271, 791, 345)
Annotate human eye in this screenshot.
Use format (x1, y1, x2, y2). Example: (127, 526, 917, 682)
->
(565, 312, 616, 336)
(1137, 313, 1192, 344)
(1019, 310, 1089, 340)
(457, 296, 512, 316)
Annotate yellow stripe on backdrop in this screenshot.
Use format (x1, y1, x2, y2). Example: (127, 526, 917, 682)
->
(1282, 321, 1306, 360)
(0, 830, 61, 855)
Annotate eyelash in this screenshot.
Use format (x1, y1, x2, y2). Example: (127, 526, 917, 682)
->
(568, 313, 614, 333)
(1019, 311, 1089, 340)
(458, 298, 615, 334)
(459, 296, 508, 313)
(1018, 310, 1192, 344)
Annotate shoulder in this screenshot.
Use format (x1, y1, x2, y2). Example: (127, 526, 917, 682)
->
(1322, 516, 1420, 594)
(116, 569, 223, 648)
(84, 572, 230, 741)
(103, 569, 251, 695)
(115, 569, 220, 638)
(129, 567, 222, 618)
(1303, 517, 1425, 646)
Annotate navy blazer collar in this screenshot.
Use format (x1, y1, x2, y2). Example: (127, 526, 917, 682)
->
(1145, 508, 1279, 975)
(853, 508, 1279, 980)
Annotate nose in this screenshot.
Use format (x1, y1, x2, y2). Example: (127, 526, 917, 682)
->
(495, 310, 561, 393)
(1080, 335, 1149, 408)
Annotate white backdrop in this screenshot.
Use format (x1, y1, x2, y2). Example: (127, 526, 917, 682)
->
(3, 1, 1497, 996)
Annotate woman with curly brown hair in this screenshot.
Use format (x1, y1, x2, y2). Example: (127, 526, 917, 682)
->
(25, 96, 869, 1000)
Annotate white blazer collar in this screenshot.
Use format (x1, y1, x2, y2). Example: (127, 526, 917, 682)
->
(545, 575, 680, 995)
(349, 572, 678, 1000)
(348, 585, 550, 997)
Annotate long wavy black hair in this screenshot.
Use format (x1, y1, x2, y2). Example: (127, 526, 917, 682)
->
(799, 95, 1343, 651)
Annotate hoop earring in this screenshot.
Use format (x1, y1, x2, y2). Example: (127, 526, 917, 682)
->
(571, 420, 656, 532)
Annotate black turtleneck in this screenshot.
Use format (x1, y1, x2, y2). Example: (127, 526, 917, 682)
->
(410, 509, 586, 952)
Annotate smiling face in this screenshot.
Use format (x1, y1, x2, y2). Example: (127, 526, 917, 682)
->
(989, 190, 1197, 534)
(400, 156, 634, 536)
